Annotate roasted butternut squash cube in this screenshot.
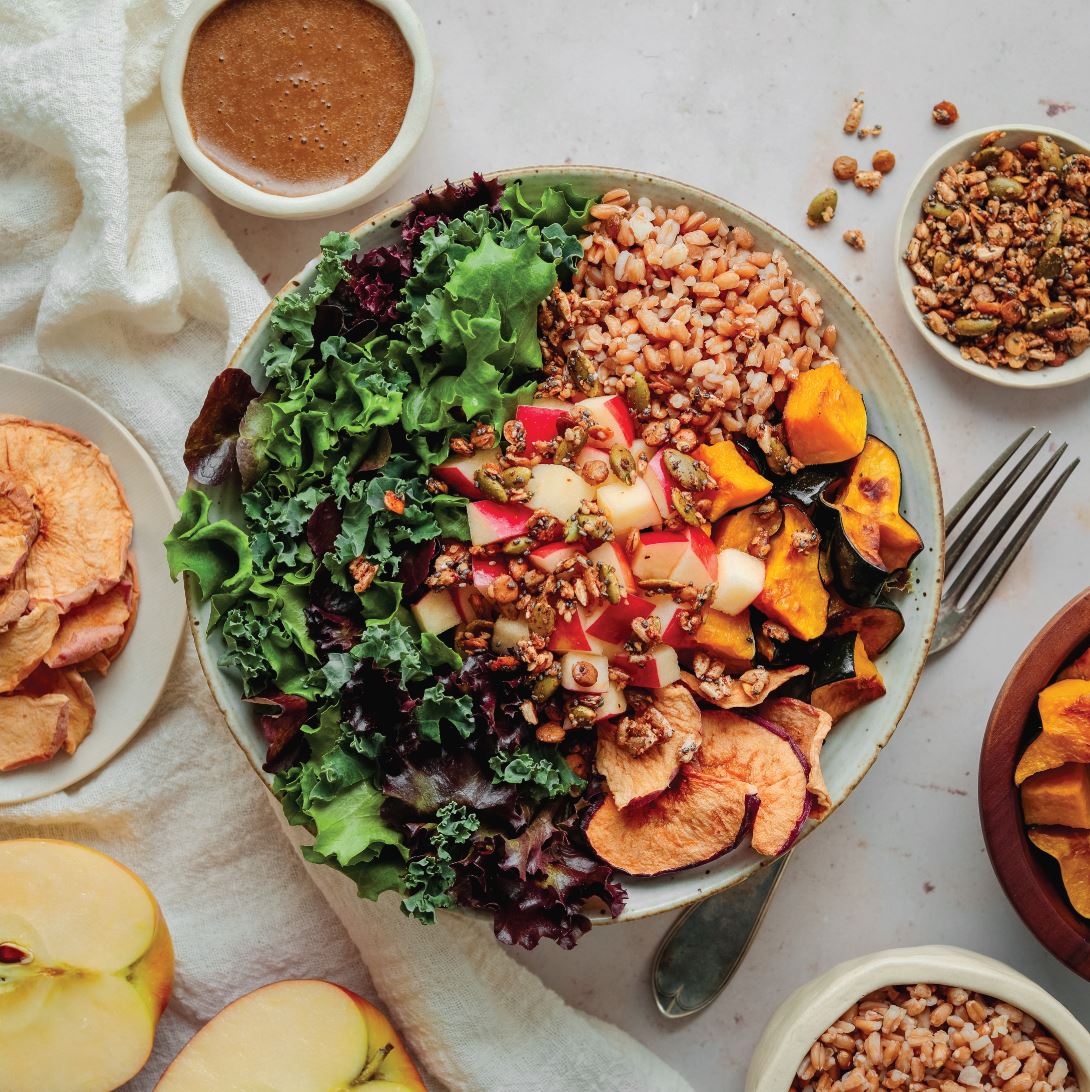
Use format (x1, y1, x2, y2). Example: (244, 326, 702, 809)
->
(1021, 764, 1090, 828)
(1039, 679, 1090, 741)
(754, 505, 829, 641)
(783, 363, 867, 465)
(1028, 827, 1090, 918)
(1058, 646, 1090, 682)
(1016, 731, 1090, 785)
(695, 441, 772, 521)
(694, 609, 755, 672)
(712, 499, 782, 555)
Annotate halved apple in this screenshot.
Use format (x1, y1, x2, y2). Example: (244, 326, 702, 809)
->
(156, 979, 425, 1092)
(0, 839, 173, 1092)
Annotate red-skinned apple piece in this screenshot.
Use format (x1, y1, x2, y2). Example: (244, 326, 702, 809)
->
(529, 542, 583, 573)
(155, 979, 425, 1092)
(0, 839, 174, 1092)
(586, 594, 655, 645)
(587, 540, 637, 595)
(668, 526, 718, 588)
(409, 589, 461, 635)
(559, 651, 610, 694)
(613, 643, 681, 688)
(712, 548, 765, 615)
(650, 597, 697, 649)
(596, 479, 661, 536)
(431, 448, 495, 499)
(574, 446, 618, 485)
(466, 500, 534, 546)
(471, 556, 506, 589)
(515, 399, 570, 448)
(631, 530, 689, 581)
(594, 684, 627, 721)
(642, 450, 681, 520)
(547, 608, 595, 653)
(529, 463, 596, 521)
(575, 394, 635, 447)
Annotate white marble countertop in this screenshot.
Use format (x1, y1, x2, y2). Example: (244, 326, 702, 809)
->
(180, 0, 1090, 1085)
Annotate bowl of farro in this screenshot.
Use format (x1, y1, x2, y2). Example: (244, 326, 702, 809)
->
(896, 125, 1090, 389)
(747, 945, 1090, 1092)
(173, 166, 943, 943)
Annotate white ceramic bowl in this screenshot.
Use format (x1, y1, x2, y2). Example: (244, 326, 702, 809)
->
(895, 124, 1090, 390)
(160, 0, 433, 219)
(748, 945, 1090, 1090)
(186, 166, 944, 924)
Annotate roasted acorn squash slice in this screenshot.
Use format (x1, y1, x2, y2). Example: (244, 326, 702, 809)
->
(753, 504, 829, 641)
(825, 596, 905, 659)
(712, 498, 782, 555)
(810, 633, 886, 722)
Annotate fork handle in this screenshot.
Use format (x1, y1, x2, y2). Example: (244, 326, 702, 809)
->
(651, 853, 792, 1018)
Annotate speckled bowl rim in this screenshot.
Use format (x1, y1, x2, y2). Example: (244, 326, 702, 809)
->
(160, 0, 434, 220)
(894, 123, 1090, 390)
(746, 945, 1090, 1091)
(184, 165, 944, 925)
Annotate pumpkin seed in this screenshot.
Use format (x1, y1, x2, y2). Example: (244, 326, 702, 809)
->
(528, 600, 556, 635)
(568, 702, 597, 727)
(563, 518, 582, 544)
(986, 177, 1024, 199)
(577, 513, 614, 542)
(765, 436, 793, 477)
(1037, 134, 1064, 172)
(952, 317, 1000, 337)
(1027, 304, 1073, 331)
(609, 444, 637, 485)
(564, 426, 588, 455)
(475, 467, 509, 503)
(1035, 247, 1064, 281)
(806, 188, 837, 227)
(1004, 331, 1028, 356)
(599, 562, 622, 604)
(502, 536, 533, 556)
(532, 674, 560, 703)
(932, 252, 949, 277)
(1044, 208, 1065, 249)
(923, 201, 956, 220)
(501, 466, 532, 489)
(567, 350, 601, 396)
(672, 488, 705, 527)
(663, 449, 711, 491)
(626, 373, 650, 415)
(971, 145, 1003, 167)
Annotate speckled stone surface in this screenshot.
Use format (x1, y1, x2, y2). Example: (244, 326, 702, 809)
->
(178, 0, 1090, 1084)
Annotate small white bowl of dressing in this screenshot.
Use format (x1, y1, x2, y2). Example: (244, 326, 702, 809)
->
(161, 0, 433, 219)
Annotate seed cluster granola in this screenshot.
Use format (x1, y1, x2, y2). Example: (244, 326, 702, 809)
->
(905, 131, 1090, 371)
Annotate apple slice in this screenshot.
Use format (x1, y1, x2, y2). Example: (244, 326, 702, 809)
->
(631, 530, 689, 581)
(595, 683, 702, 808)
(576, 394, 635, 447)
(596, 479, 661, 536)
(491, 616, 530, 653)
(559, 651, 610, 694)
(587, 540, 637, 595)
(548, 608, 596, 653)
(650, 597, 697, 649)
(614, 643, 681, 688)
(586, 594, 655, 646)
(471, 556, 506, 589)
(529, 463, 596, 521)
(641, 449, 681, 520)
(680, 665, 808, 710)
(529, 542, 583, 573)
(431, 448, 495, 499)
(594, 684, 628, 721)
(516, 398, 571, 448)
(668, 526, 719, 588)
(466, 500, 534, 546)
(701, 710, 811, 856)
(156, 980, 425, 1092)
(758, 697, 834, 817)
(712, 548, 765, 614)
(409, 589, 461, 635)
(0, 839, 173, 1092)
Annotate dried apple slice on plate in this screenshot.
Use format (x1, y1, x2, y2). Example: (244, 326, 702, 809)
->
(0, 602, 60, 692)
(0, 479, 37, 586)
(756, 697, 835, 816)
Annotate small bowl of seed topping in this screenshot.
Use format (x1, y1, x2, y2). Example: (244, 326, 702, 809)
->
(896, 125, 1090, 388)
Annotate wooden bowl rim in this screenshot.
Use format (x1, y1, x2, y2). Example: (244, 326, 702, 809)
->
(980, 586, 1090, 978)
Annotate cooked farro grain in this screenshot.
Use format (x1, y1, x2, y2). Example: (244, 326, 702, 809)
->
(790, 983, 1081, 1092)
(550, 194, 842, 455)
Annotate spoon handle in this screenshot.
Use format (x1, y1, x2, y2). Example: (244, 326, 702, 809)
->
(651, 852, 792, 1019)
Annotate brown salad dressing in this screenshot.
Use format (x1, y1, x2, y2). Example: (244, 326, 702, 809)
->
(182, 0, 414, 197)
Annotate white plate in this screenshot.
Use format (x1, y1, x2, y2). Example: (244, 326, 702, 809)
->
(187, 167, 944, 923)
(0, 366, 185, 804)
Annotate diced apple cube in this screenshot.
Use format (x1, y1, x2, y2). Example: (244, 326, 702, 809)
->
(632, 530, 689, 580)
(410, 589, 462, 635)
(615, 644, 681, 689)
(549, 606, 614, 654)
(576, 394, 636, 447)
(516, 399, 571, 448)
(642, 449, 678, 520)
(597, 479, 661, 537)
(453, 585, 479, 621)
(574, 446, 617, 485)
(587, 540, 637, 595)
(669, 526, 719, 588)
(594, 684, 628, 721)
(712, 548, 765, 615)
(432, 448, 495, 499)
(492, 616, 531, 653)
(587, 594, 655, 645)
(560, 651, 610, 694)
(467, 500, 534, 545)
(529, 542, 583, 573)
(529, 463, 597, 521)
(472, 556, 507, 589)
(650, 596, 697, 649)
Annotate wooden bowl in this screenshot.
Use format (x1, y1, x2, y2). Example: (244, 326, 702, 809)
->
(980, 587, 1090, 979)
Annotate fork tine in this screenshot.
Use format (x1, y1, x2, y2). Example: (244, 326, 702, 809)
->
(945, 429, 1051, 570)
(959, 458, 1081, 624)
(945, 443, 1068, 604)
(944, 426, 1034, 535)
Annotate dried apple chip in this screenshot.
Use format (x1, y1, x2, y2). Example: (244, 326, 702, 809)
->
(44, 577, 132, 669)
(757, 697, 835, 816)
(0, 416, 131, 612)
(0, 693, 69, 771)
(679, 665, 808, 710)
(0, 575, 29, 633)
(19, 665, 96, 754)
(0, 478, 37, 586)
(0, 602, 60, 692)
(1028, 827, 1090, 918)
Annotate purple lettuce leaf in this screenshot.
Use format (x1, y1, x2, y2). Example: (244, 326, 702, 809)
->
(183, 368, 259, 485)
(245, 692, 309, 772)
(306, 497, 342, 557)
(400, 172, 504, 253)
(398, 540, 438, 604)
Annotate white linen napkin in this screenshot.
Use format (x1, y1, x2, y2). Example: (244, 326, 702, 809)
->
(0, 2, 691, 1089)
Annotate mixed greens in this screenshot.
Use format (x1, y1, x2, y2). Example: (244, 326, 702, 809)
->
(167, 176, 626, 947)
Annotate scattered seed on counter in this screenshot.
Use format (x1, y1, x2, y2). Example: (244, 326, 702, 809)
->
(872, 149, 896, 173)
(843, 92, 864, 134)
(932, 99, 959, 125)
(853, 170, 882, 192)
(856, 124, 883, 139)
(832, 155, 858, 181)
(806, 188, 838, 227)
(842, 229, 866, 250)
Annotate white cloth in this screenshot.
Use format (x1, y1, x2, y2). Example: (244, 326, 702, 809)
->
(0, 2, 691, 1090)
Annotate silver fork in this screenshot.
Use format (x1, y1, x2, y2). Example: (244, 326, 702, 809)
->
(651, 427, 1079, 1019)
